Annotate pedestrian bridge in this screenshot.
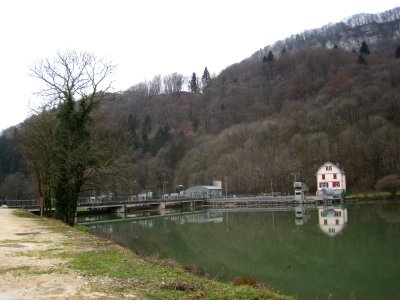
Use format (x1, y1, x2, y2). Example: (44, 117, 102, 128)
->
(3, 195, 337, 213)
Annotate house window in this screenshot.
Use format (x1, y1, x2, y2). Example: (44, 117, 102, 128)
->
(320, 182, 329, 188)
(333, 182, 341, 188)
(333, 173, 337, 179)
(324, 219, 327, 225)
(336, 219, 339, 225)
(326, 165, 332, 171)
(322, 174, 325, 180)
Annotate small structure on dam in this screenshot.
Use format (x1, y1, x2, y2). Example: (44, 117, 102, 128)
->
(184, 181, 223, 199)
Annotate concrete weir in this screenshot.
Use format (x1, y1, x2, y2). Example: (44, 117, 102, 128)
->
(78, 199, 201, 214)
(21, 196, 340, 216)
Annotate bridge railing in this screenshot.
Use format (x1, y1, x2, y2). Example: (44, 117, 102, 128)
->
(78, 195, 141, 206)
(5, 199, 40, 209)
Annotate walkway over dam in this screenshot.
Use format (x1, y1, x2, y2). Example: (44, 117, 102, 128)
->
(4, 195, 338, 213)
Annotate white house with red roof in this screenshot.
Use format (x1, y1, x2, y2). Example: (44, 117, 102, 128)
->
(316, 162, 346, 197)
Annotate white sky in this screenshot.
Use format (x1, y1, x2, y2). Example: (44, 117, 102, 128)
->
(0, 0, 399, 131)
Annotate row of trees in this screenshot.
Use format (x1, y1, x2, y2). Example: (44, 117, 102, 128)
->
(127, 67, 212, 97)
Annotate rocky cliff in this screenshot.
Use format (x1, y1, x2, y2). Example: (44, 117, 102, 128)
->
(251, 7, 400, 60)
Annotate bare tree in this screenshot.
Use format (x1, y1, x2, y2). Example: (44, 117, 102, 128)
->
(18, 113, 56, 214)
(29, 50, 116, 226)
(163, 73, 184, 94)
(149, 74, 162, 95)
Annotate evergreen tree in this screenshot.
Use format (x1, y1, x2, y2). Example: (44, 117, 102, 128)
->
(262, 55, 267, 63)
(396, 45, 400, 58)
(202, 67, 210, 83)
(266, 50, 274, 62)
(142, 115, 152, 136)
(189, 72, 199, 93)
(127, 114, 139, 149)
(150, 123, 171, 155)
(360, 41, 371, 55)
(141, 132, 150, 154)
(29, 51, 115, 226)
(127, 114, 138, 133)
(141, 115, 152, 153)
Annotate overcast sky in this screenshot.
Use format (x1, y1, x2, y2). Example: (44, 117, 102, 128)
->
(0, 0, 399, 131)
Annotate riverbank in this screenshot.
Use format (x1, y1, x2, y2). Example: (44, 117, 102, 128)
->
(344, 192, 400, 203)
(0, 208, 291, 299)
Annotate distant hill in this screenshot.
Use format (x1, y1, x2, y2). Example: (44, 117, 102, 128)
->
(251, 7, 400, 60)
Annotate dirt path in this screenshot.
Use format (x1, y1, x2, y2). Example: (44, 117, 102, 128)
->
(0, 208, 137, 299)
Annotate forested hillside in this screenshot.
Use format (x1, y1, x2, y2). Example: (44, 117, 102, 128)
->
(97, 45, 400, 196)
(1, 10, 400, 199)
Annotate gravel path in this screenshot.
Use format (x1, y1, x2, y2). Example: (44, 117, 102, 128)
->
(0, 208, 134, 299)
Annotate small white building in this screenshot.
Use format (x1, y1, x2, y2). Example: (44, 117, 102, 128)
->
(184, 185, 222, 199)
(318, 205, 348, 236)
(316, 162, 346, 197)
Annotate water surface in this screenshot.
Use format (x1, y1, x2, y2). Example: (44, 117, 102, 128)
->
(80, 203, 400, 299)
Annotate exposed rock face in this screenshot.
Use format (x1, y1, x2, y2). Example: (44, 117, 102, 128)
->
(332, 20, 400, 51)
(252, 7, 400, 60)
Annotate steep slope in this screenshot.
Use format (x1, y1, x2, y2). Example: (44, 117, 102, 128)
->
(251, 6, 400, 60)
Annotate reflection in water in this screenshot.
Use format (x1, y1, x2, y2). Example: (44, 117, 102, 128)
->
(129, 211, 224, 229)
(82, 203, 400, 300)
(294, 205, 310, 226)
(318, 204, 348, 236)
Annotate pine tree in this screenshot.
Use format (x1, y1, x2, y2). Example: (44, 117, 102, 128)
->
(262, 55, 267, 63)
(150, 123, 171, 155)
(142, 115, 152, 135)
(202, 67, 210, 83)
(201, 67, 211, 90)
(396, 45, 400, 58)
(266, 50, 274, 62)
(360, 41, 371, 55)
(189, 72, 199, 93)
(127, 114, 138, 133)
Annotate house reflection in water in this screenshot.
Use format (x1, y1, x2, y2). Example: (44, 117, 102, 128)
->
(318, 205, 348, 236)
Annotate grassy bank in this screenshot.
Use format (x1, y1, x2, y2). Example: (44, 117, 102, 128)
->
(345, 191, 400, 202)
(15, 210, 291, 300)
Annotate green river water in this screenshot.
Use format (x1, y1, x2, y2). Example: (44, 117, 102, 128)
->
(80, 202, 400, 300)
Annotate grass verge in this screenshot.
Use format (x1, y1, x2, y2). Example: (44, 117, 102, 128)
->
(11, 210, 291, 299)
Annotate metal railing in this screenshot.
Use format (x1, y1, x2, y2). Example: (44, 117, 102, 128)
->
(5, 199, 40, 209)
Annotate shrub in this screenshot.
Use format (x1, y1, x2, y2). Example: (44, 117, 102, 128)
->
(375, 174, 400, 195)
(233, 276, 258, 287)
